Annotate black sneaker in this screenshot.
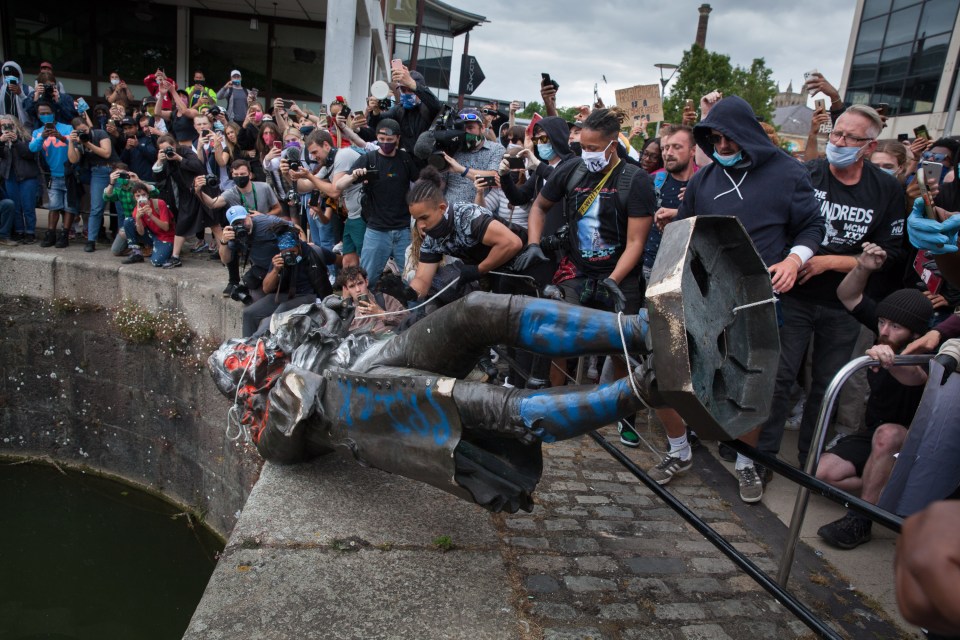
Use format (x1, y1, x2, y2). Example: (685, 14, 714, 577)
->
(718, 441, 737, 462)
(21, 234, 36, 245)
(40, 230, 56, 248)
(687, 427, 702, 450)
(817, 513, 872, 550)
(222, 283, 238, 297)
(755, 463, 772, 485)
(618, 421, 640, 448)
(122, 253, 144, 264)
(55, 231, 69, 248)
(161, 256, 183, 269)
(84, 241, 96, 253)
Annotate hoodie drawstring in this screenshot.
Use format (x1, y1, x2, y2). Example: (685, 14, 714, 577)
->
(714, 168, 747, 201)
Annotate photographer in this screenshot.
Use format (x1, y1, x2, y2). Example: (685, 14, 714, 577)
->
(104, 71, 136, 111)
(103, 165, 159, 256)
(151, 135, 206, 268)
(23, 70, 77, 128)
(198, 159, 281, 293)
(119, 117, 157, 180)
(67, 116, 120, 252)
(242, 223, 336, 336)
(367, 64, 441, 158)
(443, 108, 505, 206)
(290, 130, 363, 267)
(120, 181, 175, 267)
(29, 102, 76, 247)
(219, 206, 299, 310)
(335, 119, 419, 287)
(0, 114, 40, 243)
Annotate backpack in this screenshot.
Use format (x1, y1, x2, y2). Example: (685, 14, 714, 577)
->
(359, 148, 419, 223)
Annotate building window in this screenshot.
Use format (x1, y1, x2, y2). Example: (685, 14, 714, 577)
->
(394, 28, 452, 102)
(190, 15, 269, 94)
(8, 0, 94, 77)
(95, 5, 178, 81)
(271, 24, 325, 99)
(845, 0, 960, 115)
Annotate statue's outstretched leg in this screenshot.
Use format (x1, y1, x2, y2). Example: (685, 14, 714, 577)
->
(354, 291, 649, 379)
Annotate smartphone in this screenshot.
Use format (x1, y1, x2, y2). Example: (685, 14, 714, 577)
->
(358, 293, 370, 304)
(507, 156, 525, 170)
(479, 175, 496, 187)
(914, 252, 943, 294)
(541, 73, 559, 90)
(814, 98, 826, 111)
(803, 68, 819, 95)
(353, 111, 363, 117)
(249, 87, 259, 98)
(43, 122, 56, 131)
(391, 59, 403, 71)
(281, 99, 294, 109)
(898, 133, 909, 142)
(273, 140, 283, 150)
(318, 103, 328, 116)
(684, 98, 694, 110)
(873, 103, 889, 117)
(914, 125, 930, 141)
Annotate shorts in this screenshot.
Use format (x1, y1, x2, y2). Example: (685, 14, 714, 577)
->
(48, 176, 78, 214)
(826, 433, 873, 476)
(557, 274, 643, 314)
(176, 203, 221, 237)
(341, 217, 366, 256)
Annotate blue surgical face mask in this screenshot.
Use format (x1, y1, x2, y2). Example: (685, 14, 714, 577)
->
(232, 78, 241, 86)
(537, 142, 556, 161)
(712, 150, 743, 167)
(825, 142, 862, 169)
(399, 93, 417, 109)
(38, 114, 55, 124)
(880, 167, 898, 176)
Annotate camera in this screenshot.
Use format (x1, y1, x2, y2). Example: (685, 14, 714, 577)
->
(363, 169, 380, 182)
(378, 98, 392, 110)
(207, 105, 222, 117)
(228, 220, 249, 252)
(204, 174, 219, 187)
(118, 171, 130, 180)
(413, 105, 466, 170)
(281, 250, 299, 267)
(230, 283, 252, 305)
(284, 188, 299, 203)
(163, 147, 176, 158)
(42, 83, 54, 99)
(540, 224, 569, 256)
(288, 159, 301, 171)
(78, 131, 91, 143)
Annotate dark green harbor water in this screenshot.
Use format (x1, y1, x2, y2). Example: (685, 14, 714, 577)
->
(0, 462, 223, 640)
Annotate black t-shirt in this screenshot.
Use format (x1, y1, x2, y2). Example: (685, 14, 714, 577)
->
(540, 159, 655, 279)
(350, 150, 418, 231)
(851, 296, 926, 431)
(420, 202, 495, 265)
(792, 159, 906, 307)
(643, 172, 687, 269)
(81, 129, 121, 168)
(276, 243, 335, 297)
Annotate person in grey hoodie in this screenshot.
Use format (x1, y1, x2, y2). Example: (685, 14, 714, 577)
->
(217, 70, 250, 123)
(0, 61, 30, 124)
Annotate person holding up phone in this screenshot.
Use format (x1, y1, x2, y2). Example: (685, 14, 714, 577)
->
(218, 70, 250, 124)
(366, 60, 442, 160)
(1, 62, 31, 124)
(29, 102, 76, 248)
(336, 265, 408, 334)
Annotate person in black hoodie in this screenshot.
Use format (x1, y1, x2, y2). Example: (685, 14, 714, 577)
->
(676, 95, 826, 503)
(367, 66, 441, 161)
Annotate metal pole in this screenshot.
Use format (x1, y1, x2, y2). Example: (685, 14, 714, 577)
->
(776, 354, 930, 585)
(942, 61, 960, 136)
(457, 31, 469, 112)
(588, 432, 844, 640)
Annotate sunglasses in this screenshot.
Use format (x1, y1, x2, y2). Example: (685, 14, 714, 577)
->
(506, 137, 522, 144)
(458, 112, 482, 121)
(532, 135, 549, 144)
(707, 133, 731, 145)
(922, 151, 948, 162)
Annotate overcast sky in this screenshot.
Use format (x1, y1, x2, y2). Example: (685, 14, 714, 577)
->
(445, 0, 858, 110)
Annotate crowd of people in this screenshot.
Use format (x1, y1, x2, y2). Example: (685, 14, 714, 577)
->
(3, 56, 960, 635)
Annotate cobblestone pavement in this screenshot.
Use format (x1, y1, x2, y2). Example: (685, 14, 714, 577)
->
(492, 417, 908, 640)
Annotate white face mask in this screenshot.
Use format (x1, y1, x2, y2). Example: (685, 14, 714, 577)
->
(136, 196, 148, 205)
(110, 78, 120, 86)
(581, 140, 614, 173)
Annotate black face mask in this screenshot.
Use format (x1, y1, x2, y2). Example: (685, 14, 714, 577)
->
(570, 141, 582, 156)
(424, 208, 453, 239)
(234, 176, 250, 188)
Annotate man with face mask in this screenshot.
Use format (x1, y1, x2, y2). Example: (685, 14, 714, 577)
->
(67, 116, 121, 251)
(367, 65, 441, 160)
(0, 61, 30, 124)
(186, 70, 218, 109)
(443, 108, 505, 207)
(750, 104, 907, 481)
(218, 71, 250, 124)
(336, 119, 420, 287)
(29, 101, 76, 247)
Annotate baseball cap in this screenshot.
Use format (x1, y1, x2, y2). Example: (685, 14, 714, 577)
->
(230, 70, 241, 78)
(120, 117, 136, 127)
(226, 205, 248, 225)
(40, 61, 53, 70)
(377, 118, 400, 136)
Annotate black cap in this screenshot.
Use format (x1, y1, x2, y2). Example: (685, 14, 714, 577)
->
(377, 118, 401, 136)
(875, 289, 934, 336)
(120, 117, 136, 127)
(2, 65, 16, 77)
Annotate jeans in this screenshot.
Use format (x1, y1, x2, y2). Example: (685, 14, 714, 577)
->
(309, 213, 341, 281)
(360, 227, 410, 287)
(0, 198, 14, 238)
(3, 177, 39, 235)
(757, 294, 864, 464)
(87, 166, 112, 241)
(122, 218, 173, 266)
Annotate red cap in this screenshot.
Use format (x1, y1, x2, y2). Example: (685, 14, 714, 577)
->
(334, 95, 346, 104)
(39, 61, 53, 70)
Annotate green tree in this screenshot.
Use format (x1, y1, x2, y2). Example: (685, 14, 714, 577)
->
(662, 45, 777, 125)
(516, 101, 581, 124)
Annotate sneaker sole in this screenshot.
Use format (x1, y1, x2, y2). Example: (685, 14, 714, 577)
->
(818, 532, 871, 550)
(619, 437, 640, 448)
(739, 490, 763, 504)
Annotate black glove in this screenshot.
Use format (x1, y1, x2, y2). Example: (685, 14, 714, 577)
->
(400, 283, 420, 303)
(512, 243, 548, 272)
(458, 264, 481, 284)
(600, 277, 627, 313)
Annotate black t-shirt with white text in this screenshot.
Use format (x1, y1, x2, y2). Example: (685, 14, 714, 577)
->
(350, 150, 418, 231)
(791, 159, 905, 307)
(540, 159, 655, 279)
(644, 172, 687, 269)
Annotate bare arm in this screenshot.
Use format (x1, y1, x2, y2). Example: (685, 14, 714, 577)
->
(410, 261, 440, 298)
(478, 219, 523, 274)
(525, 192, 555, 245)
(836, 243, 886, 311)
